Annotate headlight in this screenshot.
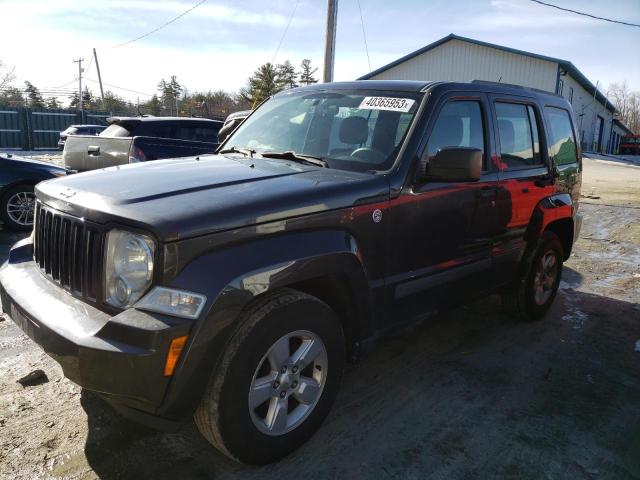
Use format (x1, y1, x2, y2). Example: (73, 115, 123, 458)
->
(104, 229, 155, 308)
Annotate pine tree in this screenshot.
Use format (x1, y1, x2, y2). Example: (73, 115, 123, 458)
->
(102, 90, 128, 113)
(68, 91, 79, 109)
(299, 59, 318, 85)
(144, 94, 163, 116)
(24, 81, 45, 108)
(157, 76, 183, 115)
(45, 97, 61, 109)
(277, 61, 298, 90)
(240, 63, 283, 107)
(81, 86, 94, 109)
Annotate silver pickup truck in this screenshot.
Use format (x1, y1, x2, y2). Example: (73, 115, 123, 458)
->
(63, 116, 222, 173)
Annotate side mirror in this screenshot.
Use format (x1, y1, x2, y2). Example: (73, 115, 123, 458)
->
(422, 147, 482, 182)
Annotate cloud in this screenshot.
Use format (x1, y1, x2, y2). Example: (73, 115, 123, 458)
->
(95, 0, 302, 27)
(451, 0, 600, 31)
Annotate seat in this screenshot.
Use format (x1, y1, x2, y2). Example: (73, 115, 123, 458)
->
(329, 116, 370, 157)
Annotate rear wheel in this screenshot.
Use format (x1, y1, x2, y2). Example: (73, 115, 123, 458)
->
(1, 184, 35, 231)
(195, 289, 345, 464)
(504, 231, 563, 321)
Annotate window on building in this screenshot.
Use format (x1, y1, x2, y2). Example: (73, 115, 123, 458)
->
(545, 107, 577, 165)
(425, 100, 485, 167)
(557, 79, 564, 96)
(568, 87, 574, 104)
(495, 102, 541, 169)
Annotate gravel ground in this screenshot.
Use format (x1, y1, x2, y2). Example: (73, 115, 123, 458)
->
(0, 157, 638, 479)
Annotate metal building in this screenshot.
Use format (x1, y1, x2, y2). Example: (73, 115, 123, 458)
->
(359, 34, 623, 154)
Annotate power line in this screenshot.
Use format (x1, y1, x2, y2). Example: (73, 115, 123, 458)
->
(0, 88, 77, 95)
(51, 79, 78, 89)
(271, 0, 300, 64)
(111, 0, 209, 48)
(84, 53, 94, 75)
(84, 77, 153, 96)
(529, 0, 640, 28)
(356, 0, 371, 72)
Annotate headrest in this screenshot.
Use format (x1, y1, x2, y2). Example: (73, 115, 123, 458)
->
(498, 119, 515, 152)
(339, 116, 369, 145)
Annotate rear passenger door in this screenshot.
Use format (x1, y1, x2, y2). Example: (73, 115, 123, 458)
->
(544, 106, 581, 204)
(489, 95, 554, 279)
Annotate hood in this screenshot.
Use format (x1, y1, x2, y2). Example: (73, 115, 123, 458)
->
(36, 154, 389, 241)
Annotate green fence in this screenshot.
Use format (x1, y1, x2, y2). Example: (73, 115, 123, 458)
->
(0, 108, 114, 150)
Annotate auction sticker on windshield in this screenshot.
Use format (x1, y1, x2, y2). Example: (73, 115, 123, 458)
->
(359, 96, 415, 113)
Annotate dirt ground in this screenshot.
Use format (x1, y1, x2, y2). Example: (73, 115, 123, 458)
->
(0, 157, 639, 479)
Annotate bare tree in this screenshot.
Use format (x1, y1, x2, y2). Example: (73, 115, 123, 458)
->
(0, 59, 16, 91)
(607, 81, 640, 134)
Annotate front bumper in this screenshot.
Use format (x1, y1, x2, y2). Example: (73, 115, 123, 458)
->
(0, 239, 192, 425)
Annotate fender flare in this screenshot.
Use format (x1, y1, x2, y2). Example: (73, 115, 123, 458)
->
(159, 229, 373, 418)
(524, 192, 575, 256)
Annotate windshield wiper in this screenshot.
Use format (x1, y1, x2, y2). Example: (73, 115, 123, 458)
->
(219, 146, 256, 158)
(261, 151, 329, 168)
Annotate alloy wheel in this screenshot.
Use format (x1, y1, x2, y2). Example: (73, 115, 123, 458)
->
(248, 330, 328, 436)
(533, 250, 558, 305)
(6, 191, 35, 227)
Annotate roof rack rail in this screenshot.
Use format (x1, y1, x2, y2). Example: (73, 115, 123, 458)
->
(470, 79, 560, 97)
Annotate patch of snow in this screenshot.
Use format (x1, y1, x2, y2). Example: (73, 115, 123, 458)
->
(562, 310, 588, 329)
(562, 294, 589, 329)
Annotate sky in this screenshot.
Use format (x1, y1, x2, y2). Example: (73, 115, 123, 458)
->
(1, 0, 639, 104)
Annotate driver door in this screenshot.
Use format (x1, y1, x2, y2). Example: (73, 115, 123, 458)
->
(385, 93, 505, 322)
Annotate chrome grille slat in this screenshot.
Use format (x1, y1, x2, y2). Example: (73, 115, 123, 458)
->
(33, 203, 103, 303)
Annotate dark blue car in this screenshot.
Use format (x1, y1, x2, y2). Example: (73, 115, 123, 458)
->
(0, 153, 65, 230)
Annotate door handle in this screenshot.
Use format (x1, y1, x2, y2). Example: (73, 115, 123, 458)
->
(475, 186, 497, 198)
(534, 177, 554, 187)
(87, 145, 100, 156)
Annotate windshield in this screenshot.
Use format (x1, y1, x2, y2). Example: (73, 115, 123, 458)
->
(100, 124, 132, 137)
(224, 89, 422, 173)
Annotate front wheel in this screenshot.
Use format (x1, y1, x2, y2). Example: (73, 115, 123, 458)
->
(195, 289, 345, 464)
(504, 231, 564, 321)
(1, 184, 36, 231)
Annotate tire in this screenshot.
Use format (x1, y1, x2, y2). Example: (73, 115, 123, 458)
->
(504, 231, 564, 321)
(1, 184, 36, 231)
(195, 288, 345, 465)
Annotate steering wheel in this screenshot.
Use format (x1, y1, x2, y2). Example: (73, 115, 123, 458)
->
(350, 147, 387, 164)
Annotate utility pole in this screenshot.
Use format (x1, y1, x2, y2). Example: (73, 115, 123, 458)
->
(323, 0, 338, 83)
(73, 57, 84, 118)
(93, 48, 105, 110)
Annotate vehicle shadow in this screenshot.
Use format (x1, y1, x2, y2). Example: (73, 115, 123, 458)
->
(81, 285, 640, 480)
(0, 226, 28, 264)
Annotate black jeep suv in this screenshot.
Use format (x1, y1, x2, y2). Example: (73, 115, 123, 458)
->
(0, 80, 582, 464)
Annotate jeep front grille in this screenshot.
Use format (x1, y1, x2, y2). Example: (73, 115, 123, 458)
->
(33, 203, 103, 301)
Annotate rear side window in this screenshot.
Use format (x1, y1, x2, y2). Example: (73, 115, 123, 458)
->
(176, 126, 219, 142)
(545, 107, 578, 165)
(495, 102, 541, 169)
(137, 124, 175, 138)
(100, 124, 131, 137)
(426, 100, 485, 163)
